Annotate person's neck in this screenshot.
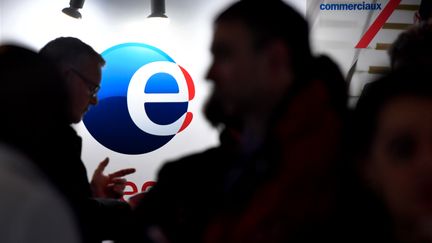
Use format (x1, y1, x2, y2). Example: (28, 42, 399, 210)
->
(238, 112, 272, 156)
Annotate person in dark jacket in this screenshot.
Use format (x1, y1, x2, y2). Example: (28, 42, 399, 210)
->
(0, 44, 83, 243)
(124, 1, 348, 243)
(39, 37, 135, 243)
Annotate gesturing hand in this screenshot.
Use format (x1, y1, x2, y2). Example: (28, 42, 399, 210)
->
(91, 158, 136, 199)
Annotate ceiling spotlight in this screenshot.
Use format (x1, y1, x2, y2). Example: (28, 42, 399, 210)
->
(62, 0, 85, 19)
(148, 0, 168, 19)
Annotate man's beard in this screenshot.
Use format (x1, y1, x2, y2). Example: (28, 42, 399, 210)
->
(204, 92, 241, 129)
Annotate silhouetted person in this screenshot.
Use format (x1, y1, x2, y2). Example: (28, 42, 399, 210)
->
(350, 68, 432, 242)
(124, 1, 348, 243)
(389, 22, 432, 70)
(0, 44, 81, 243)
(39, 37, 135, 243)
(415, 0, 432, 23)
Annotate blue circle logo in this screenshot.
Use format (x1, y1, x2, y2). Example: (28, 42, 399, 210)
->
(83, 43, 195, 155)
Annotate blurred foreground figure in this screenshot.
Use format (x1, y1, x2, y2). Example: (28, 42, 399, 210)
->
(0, 45, 81, 243)
(415, 0, 432, 23)
(389, 21, 432, 70)
(352, 68, 432, 242)
(123, 1, 348, 243)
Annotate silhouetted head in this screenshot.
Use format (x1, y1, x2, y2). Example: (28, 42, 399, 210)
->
(389, 22, 432, 70)
(0, 44, 69, 150)
(352, 68, 432, 239)
(40, 37, 105, 123)
(205, 0, 313, 129)
(419, 0, 432, 22)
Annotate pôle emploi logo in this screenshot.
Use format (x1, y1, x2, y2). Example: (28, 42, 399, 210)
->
(320, 2, 382, 11)
(83, 43, 195, 155)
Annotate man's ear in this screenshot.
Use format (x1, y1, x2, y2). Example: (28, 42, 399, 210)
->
(60, 66, 74, 86)
(263, 40, 294, 89)
(265, 39, 291, 72)
(58, 65, 69, 79)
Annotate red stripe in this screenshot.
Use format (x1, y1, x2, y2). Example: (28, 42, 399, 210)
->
(355, 0, 401, 48)
(178, 112, 193, 133)
(179, 65, 195, 100)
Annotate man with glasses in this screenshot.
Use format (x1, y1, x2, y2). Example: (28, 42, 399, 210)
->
(41, 37, 104, 124)
(40, 37, 134, 243)
(68, 67, 100, 117)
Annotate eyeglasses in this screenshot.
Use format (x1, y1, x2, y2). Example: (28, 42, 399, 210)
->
(70, 68, 100, 98)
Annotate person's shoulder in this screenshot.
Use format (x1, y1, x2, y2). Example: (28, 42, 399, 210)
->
(156, 146, 222, 182)
(0, 144, 81, 243)
(161, 146, 220, 170)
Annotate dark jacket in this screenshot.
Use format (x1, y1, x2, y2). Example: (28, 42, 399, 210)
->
(29, 125, 131, 243)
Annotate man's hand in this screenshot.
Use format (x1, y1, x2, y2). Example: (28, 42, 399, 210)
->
(91, 158, 136, 199)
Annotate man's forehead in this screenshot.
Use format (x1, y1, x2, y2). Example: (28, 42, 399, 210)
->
(211, 21, 253, 49)
(214, 19, 251, 37)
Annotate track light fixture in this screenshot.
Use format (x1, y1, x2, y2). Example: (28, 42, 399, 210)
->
(148, 0, 168, 19)
(61, 0, 169, 21)
(62, 0, 85, 19)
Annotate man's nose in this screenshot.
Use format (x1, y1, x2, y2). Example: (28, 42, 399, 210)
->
(206, 63, 216, 82)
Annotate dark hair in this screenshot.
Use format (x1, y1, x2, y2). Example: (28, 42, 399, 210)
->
(389, 22, 432, 69)
(351, 68, 432, 159)
(39, 37, 105, 68)
(215, 0, 313, 85)
(419, 0, 432, 21)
